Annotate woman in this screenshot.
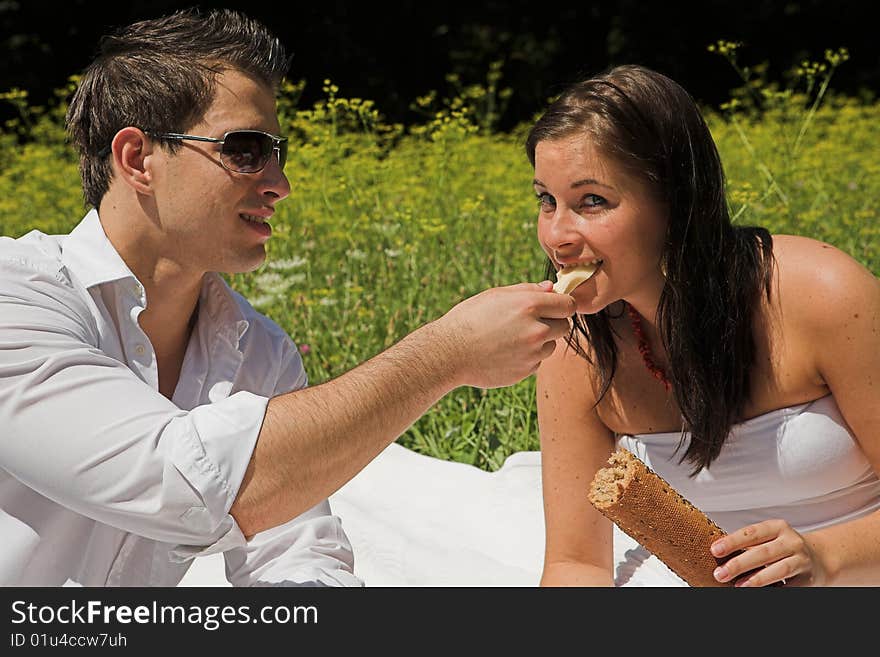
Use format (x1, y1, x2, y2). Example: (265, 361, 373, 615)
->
(529, 65, 880, 586)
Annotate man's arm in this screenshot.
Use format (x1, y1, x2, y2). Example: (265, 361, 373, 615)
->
(230, 282, 575, 536)
(0, 256, 571, 545)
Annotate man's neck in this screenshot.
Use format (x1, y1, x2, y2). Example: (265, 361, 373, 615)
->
(98, 194, 204, 374)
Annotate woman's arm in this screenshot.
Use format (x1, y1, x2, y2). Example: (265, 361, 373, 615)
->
(537, 335, 617, 586)
(712, 236, 880, 586)
(800, 240, 880, 585)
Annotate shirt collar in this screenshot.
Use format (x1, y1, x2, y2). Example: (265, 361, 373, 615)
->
(61, 209, 139, 289)
(62, 210, 250, 347)
(199, 273, 251, 347)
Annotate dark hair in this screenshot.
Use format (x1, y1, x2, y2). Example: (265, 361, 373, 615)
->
(526, 65, 774, 472)
(66, 7, 290, 209)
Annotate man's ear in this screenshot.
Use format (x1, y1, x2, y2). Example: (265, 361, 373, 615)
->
(109, 127, 155, 195)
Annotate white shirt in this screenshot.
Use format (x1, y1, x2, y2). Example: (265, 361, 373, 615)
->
(0, 210, 362, 587)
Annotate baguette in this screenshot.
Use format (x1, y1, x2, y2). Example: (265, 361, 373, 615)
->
(588, 447, 731, 587)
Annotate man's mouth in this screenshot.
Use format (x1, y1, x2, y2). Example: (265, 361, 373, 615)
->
(240, 213, 272, 237)
(240, 213, 269, 225)
(552, 259, 603, 294)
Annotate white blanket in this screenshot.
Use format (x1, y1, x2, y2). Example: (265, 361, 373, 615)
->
(179, 442, 685, 587)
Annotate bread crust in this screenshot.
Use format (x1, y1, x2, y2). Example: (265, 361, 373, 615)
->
(589, 448, 731, 587)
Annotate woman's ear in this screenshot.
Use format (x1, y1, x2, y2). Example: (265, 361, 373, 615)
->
(109, 127, 154, 195)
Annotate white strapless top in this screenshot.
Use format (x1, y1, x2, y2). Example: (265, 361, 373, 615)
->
(616, 394, 880, 534)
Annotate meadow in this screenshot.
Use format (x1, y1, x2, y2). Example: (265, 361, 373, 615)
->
(1, 45, 877, 470)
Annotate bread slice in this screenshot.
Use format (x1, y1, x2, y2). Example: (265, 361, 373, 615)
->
(589, 447, 731, 587)
(552, 263, 599, 294)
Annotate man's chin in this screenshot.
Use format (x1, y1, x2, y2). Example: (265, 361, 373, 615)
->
(223, 250, 267, 275)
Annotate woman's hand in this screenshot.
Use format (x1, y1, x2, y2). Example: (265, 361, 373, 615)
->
(709, 519, 827, 587)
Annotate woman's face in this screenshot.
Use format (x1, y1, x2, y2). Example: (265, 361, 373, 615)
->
(533, 134, 669, 315)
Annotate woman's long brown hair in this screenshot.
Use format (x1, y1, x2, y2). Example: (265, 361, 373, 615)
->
(526, 65, 774, 472)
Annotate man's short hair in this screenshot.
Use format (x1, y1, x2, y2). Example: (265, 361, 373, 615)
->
(66, 7, 290, 209)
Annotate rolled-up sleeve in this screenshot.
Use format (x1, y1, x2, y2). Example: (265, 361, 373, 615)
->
(217, 328, 362, 586)
(222, 500, 362, 587)
(0, 261, 263, 551)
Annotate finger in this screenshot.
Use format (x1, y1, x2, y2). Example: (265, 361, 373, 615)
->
(714, 542, 773, 582)
(536, 294, 577, 319)
(733, 556, 799, 588)
(538, 339, 557, 361)
(542, 317, 572, 340)
(710, 520, 785, 557)
(526, 361, 542, 379)
(714, 533, 799, 584)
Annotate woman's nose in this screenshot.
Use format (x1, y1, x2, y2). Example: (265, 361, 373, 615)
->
(542, 206, 584, 251)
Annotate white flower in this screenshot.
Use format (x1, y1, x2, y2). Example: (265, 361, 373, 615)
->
(254, 272, 292, 293)
(268, 256, 308, 270)
(249, 295, 275, 309)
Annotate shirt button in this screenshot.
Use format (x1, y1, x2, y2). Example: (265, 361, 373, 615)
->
(132, 283, 142, 297)
(134, 344, 146, 356)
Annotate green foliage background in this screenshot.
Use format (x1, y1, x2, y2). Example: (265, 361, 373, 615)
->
(1, 46, 877, 470)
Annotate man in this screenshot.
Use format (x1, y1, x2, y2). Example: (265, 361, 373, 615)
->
(0, 8, 574, 586)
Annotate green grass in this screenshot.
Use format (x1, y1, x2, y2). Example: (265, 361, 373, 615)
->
(2, 48, 877, 470)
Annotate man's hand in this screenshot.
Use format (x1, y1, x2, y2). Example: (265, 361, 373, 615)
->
(434, 281, 576, 389)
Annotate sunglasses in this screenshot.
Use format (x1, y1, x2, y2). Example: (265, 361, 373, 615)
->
(147, 129, 288, 173)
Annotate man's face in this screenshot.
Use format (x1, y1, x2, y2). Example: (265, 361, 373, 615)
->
(148, 69, 290, 275)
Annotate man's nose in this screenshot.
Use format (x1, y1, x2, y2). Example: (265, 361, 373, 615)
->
(258, 155, 291, 202)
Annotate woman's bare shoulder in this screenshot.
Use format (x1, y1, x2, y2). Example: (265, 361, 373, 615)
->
(771, 233, 866, 264)
(538, 335, 600, 395)
(770, 233, 879, 330)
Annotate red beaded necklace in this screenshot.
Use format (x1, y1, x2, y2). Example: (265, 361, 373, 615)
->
(626, 302, 672, 392)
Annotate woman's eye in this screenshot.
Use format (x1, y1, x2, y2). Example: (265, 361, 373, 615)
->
(536, 192, 555, 210)
(582, 193, 606, 208)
